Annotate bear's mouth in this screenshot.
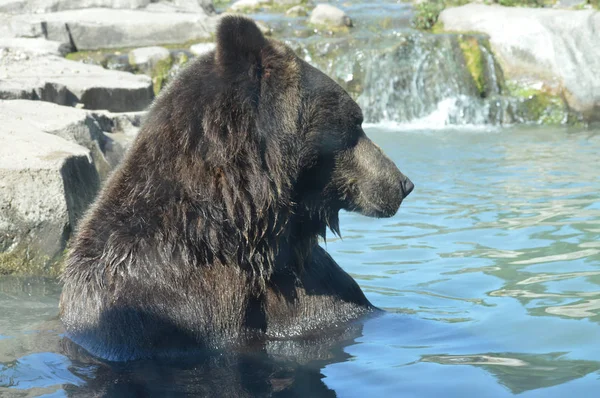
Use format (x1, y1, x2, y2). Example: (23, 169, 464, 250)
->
(352, 176, 414, 219)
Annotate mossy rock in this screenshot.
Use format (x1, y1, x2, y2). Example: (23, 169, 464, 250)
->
(507, 82, 576, 125)
(0, 249, 65, 278)
(150, 57, 174, 95)
(458, 35, 486, 97)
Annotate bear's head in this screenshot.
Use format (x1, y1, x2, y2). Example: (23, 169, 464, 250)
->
(142, 16, 413, 280)
(213, 16, 411, 221)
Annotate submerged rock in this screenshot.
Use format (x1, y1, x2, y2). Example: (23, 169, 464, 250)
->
(439, 4, 600, 122)
(0, 51, 153, 112)
(309, 4, 352, 28)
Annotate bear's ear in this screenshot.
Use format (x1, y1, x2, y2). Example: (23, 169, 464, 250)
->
(215, 15, 267, 74)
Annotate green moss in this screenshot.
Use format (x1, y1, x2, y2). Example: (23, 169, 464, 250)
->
(65, 50, 107, 66)
(507, 82, 571, 125)
(0, 250, 64, 278)
(431, 21, 445, 34)
(150, 57, 174, 96)
(458, 35, 486, 97)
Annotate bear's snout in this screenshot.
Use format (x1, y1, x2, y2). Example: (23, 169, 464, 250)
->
(341, 136, 412, 219)
(401, 177, 414, 197)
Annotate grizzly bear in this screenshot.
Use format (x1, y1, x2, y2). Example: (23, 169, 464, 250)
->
(59, 16, 414, 361)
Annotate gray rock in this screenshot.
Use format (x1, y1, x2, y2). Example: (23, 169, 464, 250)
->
(190, 42, 215, 57)
(0, 103, 99, 273)
(229, 0, 270, 12)
(554, 0, 588, 8)
(3, 8, 218, 50)
(439, 4, 600, 121)
(309, 4, 352, 28)
(286, 5, 308, 17)
(0, 0, 151, 14)
(0, 99, 145, 274)
(0, 51, 154, 112)
(169, 0, 215, 13)
(129, 46, 171, 73)
(0, 37, 69, 56)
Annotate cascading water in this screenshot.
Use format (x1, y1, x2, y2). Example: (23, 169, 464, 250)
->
(298, 32, 523, 127)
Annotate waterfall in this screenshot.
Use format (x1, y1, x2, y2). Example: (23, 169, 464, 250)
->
(295, 31, 567, 127)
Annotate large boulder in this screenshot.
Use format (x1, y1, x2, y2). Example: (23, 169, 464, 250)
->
(0, 107, 98, 275)
(0, 50, 153, 112)
(2, 8, 218, 50)
(439, 4, 600, 121)
(0, 100, 143, 275)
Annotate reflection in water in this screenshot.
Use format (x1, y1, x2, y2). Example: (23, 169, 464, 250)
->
(1, 126, 600, 396)
(422, 352, 600, 395)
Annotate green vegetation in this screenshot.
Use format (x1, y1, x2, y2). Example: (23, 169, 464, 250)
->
(458, 36, 486, 97)
(508, 82, 572, 125)
(0, 250, 64, 278)
(149, 57, 173, 95)
(411, 1, 447, 31)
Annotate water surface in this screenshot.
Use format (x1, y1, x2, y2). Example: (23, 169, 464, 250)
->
(1, 126, 600, 397)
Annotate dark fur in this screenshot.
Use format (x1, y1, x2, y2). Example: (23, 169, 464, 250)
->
(60, 16, 413, 361)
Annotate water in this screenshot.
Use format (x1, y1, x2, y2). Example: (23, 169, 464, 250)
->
(1, 125, 600, 396)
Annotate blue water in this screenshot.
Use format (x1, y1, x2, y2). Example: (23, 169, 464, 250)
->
(1, 126, 600, 396)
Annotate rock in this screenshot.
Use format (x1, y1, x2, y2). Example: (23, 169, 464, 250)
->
(190, 42, 215, 57)
(0, 0, 151, 14)
(0, 52, 154, 112)
(169, 0, 215, 13)
(0, 104, 99, 274)
(286, 5, 308, 17)
(255, 20, 272, 36)
(439, 4, 600, 121)
(129, 46, 171, 73)
(229, 0, 270, 12)
(2, 8, 218, 50)
(554, 0, 588, 8)
(0, 37, 70, 56)
(0, 99, 144, 274)
(309, 4, 352, 28)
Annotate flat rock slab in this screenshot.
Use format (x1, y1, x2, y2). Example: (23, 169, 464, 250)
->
(0, 51, 153, 112)
(0, 37, 70, 56)
(5, 8, 219, 50)
(0, 0, 150, 14)
(0, 0, 214, 14)
(439, 4, 600, 120)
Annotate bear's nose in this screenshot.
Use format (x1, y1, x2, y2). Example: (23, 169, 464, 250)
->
(401, 177, 414, 197)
